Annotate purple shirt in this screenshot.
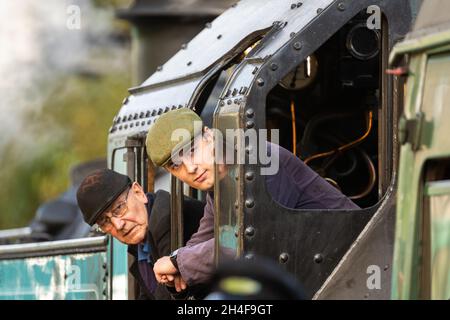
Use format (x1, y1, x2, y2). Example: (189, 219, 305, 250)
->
(177, 143, 360, 285)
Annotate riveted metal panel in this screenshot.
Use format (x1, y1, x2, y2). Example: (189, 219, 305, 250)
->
(140, 0, 326, 88)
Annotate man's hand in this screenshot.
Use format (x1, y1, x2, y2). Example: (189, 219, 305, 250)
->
(154, 256, 178, 283)
(173, 274, 187, 292)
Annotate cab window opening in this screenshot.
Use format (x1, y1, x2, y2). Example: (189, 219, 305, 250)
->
(266, 10, 384, 209)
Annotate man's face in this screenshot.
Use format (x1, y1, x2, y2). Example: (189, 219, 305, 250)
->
(97, 182, 148, 245)
(165, 128, 217, 191)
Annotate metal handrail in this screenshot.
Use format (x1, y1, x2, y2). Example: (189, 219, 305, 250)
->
(0, 236, 109, 260)
(0, 227, 32, 240)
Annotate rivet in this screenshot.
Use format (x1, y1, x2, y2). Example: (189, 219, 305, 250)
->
(145, 111, 151, 117)
(115, 116, 121, 123)
(290, 32, 296, 38)
(297, 2, 303, 7)
(279, 253, 289, 263)
(119, 125, 123, 130)
(227, 100, 232, 105)
(139, 112, 144, 118)
(128, 115, 133, 121)
(293, 42, 302, 50)
(130, 123, 134, 128)
(252, 67, 259, 75)
(246, 121, 254, 129)
(141, 121, 145, 126)
(270, 63, 278, 71)
(240, 86, 248, 94)
(178, 104, 183, 109)
(245, 199, 254, 208)
(234, 230, 239, 237)
(157, 108, 163, 115)
(256, 78, 265, 86)
(234, 99, 239, 104)
(181, 43, 187, 49)
(151, 110, 156, 116)
(384, 264, 389, 271)
(245, 172, 254, 181)
(124, 124, 128, 129)
(217, 34, 222, 40)
(187, 61, 192, 66)
(171, 105, 177, 110)
(134, 113, 138, 119)
(205, 22, 212, 28)
(136, 122, 140, 126)
(337, 3, 345, 11)
(232, 88, 238, 96)
(290, 3, 296, 9)
(245, 226, 255, 237)
(220, 101, 225, 107)
(317, 8, 323, 14)
(103, 276, 107, 282)
(156, 66, 162, 72)
(122, 97, 129, 105)
(164, 106, 169, 112)
(147, 120, 151, 125)
(246, 108, 254, 118)
(103, 289, 107, 296)
(314, 253, 324, 263)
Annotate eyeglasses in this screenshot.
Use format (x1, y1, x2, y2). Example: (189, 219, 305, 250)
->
(94, 188, 131, 232)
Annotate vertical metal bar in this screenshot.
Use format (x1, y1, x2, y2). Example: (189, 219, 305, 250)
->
(125, 146, 136, 182)
(136, 146, 142, 185)
(170, 177, 184, 251)
(176, 179, 184, 248)
(379, 17, 391, 198)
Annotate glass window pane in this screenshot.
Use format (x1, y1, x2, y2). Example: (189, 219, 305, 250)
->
(112, 148, 127, 174)
(215, 107, 242, 262)
(428, 193, 450, 299)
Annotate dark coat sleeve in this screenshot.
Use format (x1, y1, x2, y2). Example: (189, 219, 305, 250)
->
(176, 194, 215, 285)
(147, 190, 206, 299)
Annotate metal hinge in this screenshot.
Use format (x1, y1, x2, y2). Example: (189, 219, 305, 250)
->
(398, 112, 424, 150)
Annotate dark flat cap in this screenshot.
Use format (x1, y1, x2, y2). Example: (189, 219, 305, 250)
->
(146, 108, 203, 167)
(76, 169, 131, 226)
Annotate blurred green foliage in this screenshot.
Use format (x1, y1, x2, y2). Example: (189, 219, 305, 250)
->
(0, 0, 133, 230)
(0, 57, 130, 229)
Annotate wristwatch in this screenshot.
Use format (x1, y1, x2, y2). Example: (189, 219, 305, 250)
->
(169, 249, 179, 271)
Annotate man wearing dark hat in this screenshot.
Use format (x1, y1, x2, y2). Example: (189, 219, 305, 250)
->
(145, 108, 359, 293)
(76, 168, 204, 299)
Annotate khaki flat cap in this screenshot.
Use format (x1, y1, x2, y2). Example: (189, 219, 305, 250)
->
(146, 108, 203, 167)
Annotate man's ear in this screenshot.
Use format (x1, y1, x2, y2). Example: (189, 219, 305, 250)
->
(131, 182, 147, 203)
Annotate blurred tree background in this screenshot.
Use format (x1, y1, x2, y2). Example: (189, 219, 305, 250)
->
(0, 0, 133, 228)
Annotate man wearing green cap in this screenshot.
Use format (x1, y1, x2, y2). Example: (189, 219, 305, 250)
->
(145, 108, 359, 293)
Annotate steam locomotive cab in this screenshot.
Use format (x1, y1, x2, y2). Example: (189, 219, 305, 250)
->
(108, 0, 417, 299)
